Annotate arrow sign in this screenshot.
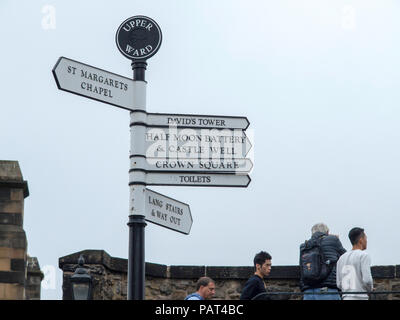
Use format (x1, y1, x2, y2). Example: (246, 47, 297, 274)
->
(141, 127, 252, 159)
(131, 112, 250, 130)
(140, 188, 192, 235)
(52, 57, 136, 111)
(129, 172, 251, 187)
(131, 157, 253, 173)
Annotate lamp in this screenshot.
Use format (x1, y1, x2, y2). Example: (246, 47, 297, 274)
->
(70, 255, 93, 300)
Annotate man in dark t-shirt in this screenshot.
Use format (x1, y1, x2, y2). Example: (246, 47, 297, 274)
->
(240, 251, 272, 300)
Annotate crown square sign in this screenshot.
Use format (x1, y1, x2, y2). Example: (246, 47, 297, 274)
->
(116, 16, 162, 60)
(130, 157, 253, 173)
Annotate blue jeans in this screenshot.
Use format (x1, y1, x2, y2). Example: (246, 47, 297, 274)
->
(303, 288, 341, 300)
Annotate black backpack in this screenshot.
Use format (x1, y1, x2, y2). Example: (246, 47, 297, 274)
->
(300, 235, 333, 286)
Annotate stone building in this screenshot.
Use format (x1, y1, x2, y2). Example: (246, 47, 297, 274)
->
(60, 249, 400, 300)
(0, 160, 44, 299)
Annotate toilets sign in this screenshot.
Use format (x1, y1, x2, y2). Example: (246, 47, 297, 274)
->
(115, 16, 162, 60)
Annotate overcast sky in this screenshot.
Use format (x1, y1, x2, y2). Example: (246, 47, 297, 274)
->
(1, 0, 400, 300)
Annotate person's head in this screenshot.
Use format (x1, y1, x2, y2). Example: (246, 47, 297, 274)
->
(349, 227, 367, 250)
(253, 251, 272, 278)
(196, 277, 215, 300)
(311, 223, 329, 236)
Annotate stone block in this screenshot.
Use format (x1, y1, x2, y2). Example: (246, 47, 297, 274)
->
(3, 283, 24, 300)
(0, 283, 6, 299)
(0, 283, 24, 300)
(0, 271, 25, 284)
(371, 281, 389, 300)
(0, 188, 10, 201)
(207, 266, 252, 280)
(121, 282, 127, 296)
(11, 259, 25, 272)
(62, 274, 73, 300)
(0, 258, 10, 271)
(0, 182, 28, 199)
(0, 161, 23, 181)
(0, 201, 23, 214)
(371, 265, 395, 279)
(146, 262, 167, 278)
(0, 247, 25, 259)
(396, 265, 400, 278)
(170, 265, 205, 279)
(0, 230, 27, 249)
(59, 250, 127, 273)
(25, 285, 41, 300)
(26, 275, 42, 286)
(170, 289, 186, 300)
(0, 213, 23, 226)
(10, 189, 23, 201)
(268, 266, 300, 279)
(159, 282, 172, 295)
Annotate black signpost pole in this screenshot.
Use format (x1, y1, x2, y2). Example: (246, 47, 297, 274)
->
(127, 214, 146, 300)
(115, 15, 162, 300)
(132, 60, 147, 81)
(127, 60, 148, 300)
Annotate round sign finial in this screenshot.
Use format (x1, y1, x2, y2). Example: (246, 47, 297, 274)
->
(115, 16, 162, 61)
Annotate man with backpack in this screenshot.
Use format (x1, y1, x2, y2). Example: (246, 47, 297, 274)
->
(299, 223, 346, 300)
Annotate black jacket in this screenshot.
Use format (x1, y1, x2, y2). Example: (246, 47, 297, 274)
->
(240, 275, 266, 300)
(299, 232, 346, 291)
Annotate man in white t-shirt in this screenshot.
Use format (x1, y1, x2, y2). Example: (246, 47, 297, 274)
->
(336, 227, 373, 300)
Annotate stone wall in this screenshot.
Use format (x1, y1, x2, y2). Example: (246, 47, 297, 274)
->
(26, 256, 44, 300)
(0, 161, 43, 300)
(59, 249, 400, 300)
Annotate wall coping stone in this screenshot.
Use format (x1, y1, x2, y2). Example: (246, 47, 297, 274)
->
(59, 249, 167, 278)
(0, 182, 29, 199)
(59, 250, 400, 280)
(27, 256, 44, 280)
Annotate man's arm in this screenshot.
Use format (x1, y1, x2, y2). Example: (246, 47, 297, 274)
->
(336, 258, 342, 290)
(335, 237, 347, 256)
(240, 278, 254, 300)
(360, 253, 373, 292)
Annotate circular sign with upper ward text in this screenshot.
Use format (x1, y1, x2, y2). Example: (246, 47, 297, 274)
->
(116, 16, 162, 61)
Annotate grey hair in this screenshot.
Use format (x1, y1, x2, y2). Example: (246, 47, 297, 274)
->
(196, 277, 214, 291)
(311, 223, 329, 235)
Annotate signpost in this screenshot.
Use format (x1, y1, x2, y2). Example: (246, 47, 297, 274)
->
(130, 157, 253, 173)
(130, 171, 251, 187)
(142, 127, 252, 159)
(52, 57, 136, 111)
(53, 15, 253, 301)
(142, 188, 192, 235)
(115, 16, 162, 61)
(130, 111, 250, 130)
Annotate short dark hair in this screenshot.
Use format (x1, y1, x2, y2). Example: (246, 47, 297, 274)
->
(253, 251, 272, 270)
(349, 227, 365, 245)
(196, 277, 214, 291)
